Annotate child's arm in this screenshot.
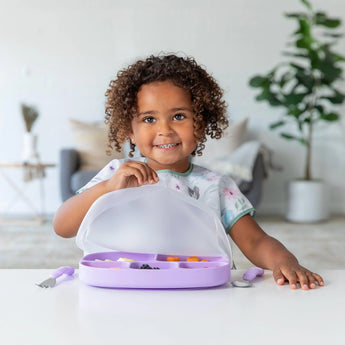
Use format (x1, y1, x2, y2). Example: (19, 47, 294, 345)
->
(53, 160, 158, 238)
(229, 214, 324, 290)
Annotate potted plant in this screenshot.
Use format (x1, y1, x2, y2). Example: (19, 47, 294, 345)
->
(21, 104, 40, 163)
(249, 0, 345, 222)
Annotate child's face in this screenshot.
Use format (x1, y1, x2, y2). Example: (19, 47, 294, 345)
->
(130, 81, 200, 172)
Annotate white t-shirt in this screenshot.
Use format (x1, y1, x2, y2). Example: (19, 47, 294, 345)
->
(78, 157, 255, 233)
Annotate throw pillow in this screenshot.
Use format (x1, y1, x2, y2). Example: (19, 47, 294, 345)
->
(193, 117, 248, 167)
(69, 119, 124, 171)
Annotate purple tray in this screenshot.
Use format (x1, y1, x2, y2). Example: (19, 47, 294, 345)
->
(79, 251, 231, 289)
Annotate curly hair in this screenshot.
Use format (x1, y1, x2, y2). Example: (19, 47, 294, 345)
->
(105, 54, 228, 157)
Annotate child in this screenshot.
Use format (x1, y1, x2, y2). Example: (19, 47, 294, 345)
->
(54, 54, 324, 290)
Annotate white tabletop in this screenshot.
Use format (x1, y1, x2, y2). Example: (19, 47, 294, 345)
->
(0, 269, 344, 345)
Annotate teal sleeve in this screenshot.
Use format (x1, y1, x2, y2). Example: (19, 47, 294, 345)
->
(225, 208, 256, 234)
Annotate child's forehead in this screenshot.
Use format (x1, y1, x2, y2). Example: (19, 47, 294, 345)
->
(136, 83, 192, 113)
(137, 81, 191, 101)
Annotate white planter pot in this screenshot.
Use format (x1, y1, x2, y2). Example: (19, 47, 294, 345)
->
(22, 132, 40, 163)
(285, 180, 329, 223)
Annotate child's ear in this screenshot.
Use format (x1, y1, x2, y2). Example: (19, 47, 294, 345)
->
(129, 132, 135, 144)
(195, 121, 206, 139)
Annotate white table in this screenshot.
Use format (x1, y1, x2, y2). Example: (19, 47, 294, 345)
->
(0, 269, 344, 345)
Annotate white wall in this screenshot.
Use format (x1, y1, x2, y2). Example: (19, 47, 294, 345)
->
(1, 0, 344, 216)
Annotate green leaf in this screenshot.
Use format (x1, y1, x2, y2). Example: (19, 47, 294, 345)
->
(320, 112, 340, 121)
(277, 71, 294, 88)
(314, 12, 341, 28)
(295, 70, 314, 90)
(323, 32, 343, 39)
(314, 105, 324, 115)
(319, 49, 343, 83)
(314, 12, 327, 24)
(267, 93, 282, 106)
(280, 133, 296, 140)
(321, 90, 345, 104)
(255, 90, 270, 101)
(270, 120, 286, 129)
(323, 19, 341, 28)
(288, 106, 306, 117)
(301, 0, 312, 11)
(249, 76, 267, 87)
(333, 53, 345, 62)
(284, 92, 307, 105)
(298, 138, 308, 145)
(283, 51, 309, 59)
(285, 12, 306, 20)
(296, 37, 312, 49)
(280, 133, 307, 145)
(290, 63, 307, 71)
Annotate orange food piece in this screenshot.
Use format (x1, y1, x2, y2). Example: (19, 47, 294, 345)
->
(201, 260, 210, 262)
(187, 256, 200, 262)
(166, 256, 180, 261)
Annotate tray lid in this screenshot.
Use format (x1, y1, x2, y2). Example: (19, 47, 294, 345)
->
(76, 185, 232, 260)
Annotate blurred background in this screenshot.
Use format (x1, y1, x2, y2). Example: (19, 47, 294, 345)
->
(0, 0, 344, 217)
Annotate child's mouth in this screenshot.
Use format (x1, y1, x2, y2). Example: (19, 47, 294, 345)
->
(155, 143, 179, 150)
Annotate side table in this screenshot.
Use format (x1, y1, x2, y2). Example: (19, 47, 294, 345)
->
(0, 162, 56, 224)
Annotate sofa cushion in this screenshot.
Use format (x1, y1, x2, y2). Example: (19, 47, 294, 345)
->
(193, 117, 248, 167)
(71, 170, 98, 193)
(70, 119, 124, 171)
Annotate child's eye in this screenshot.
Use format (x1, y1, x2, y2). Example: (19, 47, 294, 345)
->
(173, 113, 186, 121)
(143, 116, 156, 123)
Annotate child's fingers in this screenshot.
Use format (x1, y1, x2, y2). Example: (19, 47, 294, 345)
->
(312, 272, 324, 287)
(125, 167, 146, 185)
(272, 269, 286, 286)
(151, 169, 159, 182)
(274, 267, 324, 290)
(136, 163, 158, 184)
(284, 271, 298, 289)
(296, 270, 311, 290)
(296, 268, 324, 289)
(144, 164, 159, 184)
(273, 268, 298, 289)
(133, 162, 151, 184)
(306, 271, 324, 288)
(120, 162, 147, 185)
(122, 161, 158, 185)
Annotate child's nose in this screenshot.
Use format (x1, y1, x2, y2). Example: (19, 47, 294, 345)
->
(157, 121, 174, 135)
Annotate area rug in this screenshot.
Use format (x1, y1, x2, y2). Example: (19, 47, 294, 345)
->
(0, 219, 83, 268)
(1, 216, 344, 269)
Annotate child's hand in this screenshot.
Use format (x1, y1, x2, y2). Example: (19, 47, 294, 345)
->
(106, 160, 159, 191)
(273, 263, 324, 290)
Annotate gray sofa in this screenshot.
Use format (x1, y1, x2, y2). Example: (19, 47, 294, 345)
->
(59, 148, 265, 208)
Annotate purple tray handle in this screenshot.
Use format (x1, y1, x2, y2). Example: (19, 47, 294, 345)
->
(243, 267, 264, 281)
(50, 266, 75, 279)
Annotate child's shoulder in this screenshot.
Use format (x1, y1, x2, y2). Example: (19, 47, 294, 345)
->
(191, 164, 231, 183)
(191, 163, 241, 189)
(192, 163, 220, 177)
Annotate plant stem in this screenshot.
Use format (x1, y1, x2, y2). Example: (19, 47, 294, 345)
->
(305, 110, 312, 180)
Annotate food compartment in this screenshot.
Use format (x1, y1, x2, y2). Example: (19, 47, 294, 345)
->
(179, 262, 224, 269)
(129, 261, 179, 270)
(156, 254, 227, 262)
(81, 261, 130, 269)
(82, 251, 156, 262)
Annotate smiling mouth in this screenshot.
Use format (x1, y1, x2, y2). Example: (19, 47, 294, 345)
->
(155, 143, 179, 149)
